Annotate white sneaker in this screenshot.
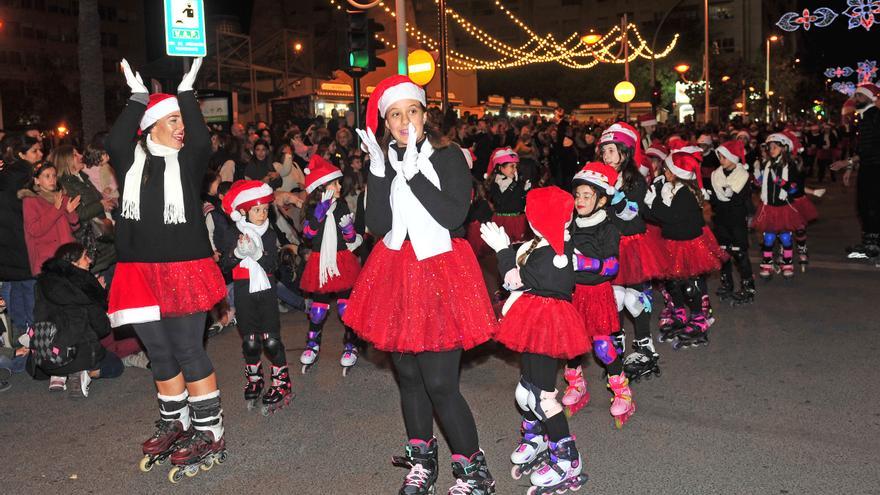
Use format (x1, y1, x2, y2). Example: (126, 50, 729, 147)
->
(121, 351, 150, 369)
(68, 370, 91, 398)
(49, 375, 67, 392)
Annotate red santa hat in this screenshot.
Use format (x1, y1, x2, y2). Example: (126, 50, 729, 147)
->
(139, 93, 180, 131)
(765, 131, 803, 154)
(303, 154, 343, 194)
(645, 141, 669, 162)
(637, 153, 654, 178)
(638, 113, 657, 127)
(489, 147, 519, 170)
(462, 147, 476, 170)
(666, 143, 705, 189)
(525, 186, 574, 269)
(222, 180, 275, 222)
(855, 83, 880, 102)
(716, 140, 746, 165)
(365, 75, 427, 135)
(572, 162, 618, 195)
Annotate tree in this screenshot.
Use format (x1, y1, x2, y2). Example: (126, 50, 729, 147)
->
(78, 0, 106, 144)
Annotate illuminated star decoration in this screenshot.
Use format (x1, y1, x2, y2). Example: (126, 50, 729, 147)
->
(824, 66, 855, 78)
(843, 0, 880, 30)
(777, 7, 838, 31)
(857, 60, 878, 83)
(832, 82, 856, 96)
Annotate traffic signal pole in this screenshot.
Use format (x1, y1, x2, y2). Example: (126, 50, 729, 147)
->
(438, 0, 449, 111)
(396, 0, 407, 75)
(352, 75, 362, 130)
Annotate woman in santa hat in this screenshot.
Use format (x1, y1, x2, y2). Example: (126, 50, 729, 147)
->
(645, 145, 725, 350)
(298, 153, 362, 376)
(106, 58, 228, 479)
(485, 146, 531, 243)
(480, 186, 589, 493)
(752, 131, 807, 280)
(345, 75, 497, 495)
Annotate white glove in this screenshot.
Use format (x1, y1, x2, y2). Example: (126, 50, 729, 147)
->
(177, 57, 203, 92)
(523, 179, 532, 191)
(355, 128, 386, 177)
(120, 59, 148, 94)
(339, 212, 354, 228)
(346, 234, 364, 252)
(402, 123, 419, 180)
(479, 222, 511, 253)
(234, 235, 262, 261)
(321, 188, 335, 205)
(811, 188, 826, 198)
(643, 185, 657, 207)
(502, 268, 523, 291)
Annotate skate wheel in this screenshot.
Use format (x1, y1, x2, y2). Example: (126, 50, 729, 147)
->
(184, 465, 199, 478)
(138, 456, 153, 473)
(168, 466, 184, 483)
(200, 457, 214, 471)
(527, 486, 539, 495)
(301, 365, 309, 374)
(216, 451, 228, 464)
(510, 465, 522, 480)
(246, 401, 255, 411)
(261, 406, 270, 417)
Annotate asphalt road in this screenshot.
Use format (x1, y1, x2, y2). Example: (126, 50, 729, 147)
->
(2, 181, 878, 495)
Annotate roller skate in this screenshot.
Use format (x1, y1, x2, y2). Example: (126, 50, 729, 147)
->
(139, 420, 190, 473)
(607, 373, 635, 428)
(701, 294, 715, 327)
(527, 436, 588, 495)
(243, 363, 263, 411)
(731, 278, 756, 306)
(673, 313, 710, 350)
(623, 337, 661, 382)
(340, 328, 362, 377)
(300, 330, 321, 374)
(797, 245, 809, 272)
(657, 307, 687, 342)
(448, 450, 495, 495)
(781, 263, 795, 279)
(392, 438, 439, 495)
(261, 365, 293, 416)
(610, 331, 625, 356)
(561, 366, 589, 417)
(758, 263, 773, 281)
(716, 272, 735, 302)
(510, 419, 549, 480)
(167, 430, 227, 483)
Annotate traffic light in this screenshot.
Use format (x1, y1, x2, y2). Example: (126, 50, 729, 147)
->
(346, 11, 385, 75)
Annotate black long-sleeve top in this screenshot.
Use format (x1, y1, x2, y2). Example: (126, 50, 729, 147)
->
(366, 139, 471, 240)
(759, 159, 803, 207)
(647, 184, 704, 241)
(106, 91, 213, 263)
(497, 241, 575, 301)
(302, 200, 354, 252)
(709, 168, 752, 225)
(468, 197, 493, 224)
(488, 178, 527, 215)
(221, 224, 279, 283)
(609, 175, 648, 237)
(571, 217, 620, 286)
(857, 106, 880, 169)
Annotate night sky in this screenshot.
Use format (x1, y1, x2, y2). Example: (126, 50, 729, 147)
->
(793, 0, 879, 77)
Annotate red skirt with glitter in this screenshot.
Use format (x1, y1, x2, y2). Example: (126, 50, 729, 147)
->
(791, 196, 818, 224)
(343, 238, 496, 353)
(492, 213, 530, 242)
(466, 220, 491, 258)
(613, 232, 669, 285)
(495, 294, 589, 360)
(572, 282, 621, 337)
(108, 258, 226, 327)
(662, 227, 725, 279)
(300, 249, 361, 294)
(752, 203, 805, 233)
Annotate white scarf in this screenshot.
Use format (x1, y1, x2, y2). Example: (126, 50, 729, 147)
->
(575, 209, 607, 228)
(235, 219, 271, 294)
(495, 174, 513, 193)
(711, 165, 749, 203)
(318, 202, 341, 288)
(384, 139, 452, 260)
(661, 182, 683, 207)
(760, 161, 788, 204)
(122, 136, 186, 224)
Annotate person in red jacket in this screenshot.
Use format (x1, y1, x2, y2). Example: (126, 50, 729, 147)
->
(19, 162, 81, 276)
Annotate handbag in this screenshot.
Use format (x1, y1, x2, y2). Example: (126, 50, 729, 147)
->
(28, 321, 77, 368)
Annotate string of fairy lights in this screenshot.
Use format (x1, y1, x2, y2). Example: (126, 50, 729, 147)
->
(326, 0, 679, 71)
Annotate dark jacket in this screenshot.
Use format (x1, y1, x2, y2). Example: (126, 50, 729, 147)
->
(303, 200, 354, 252)
(488, 177, 527, 215)
(610, 174, 648, 237)
(497, 241, 575, 301)
(59, 172, 105, 224)
(571, 215, 620, 286)
(857, 106, 880, 173)
(29, 257, 111, 376)
(221, 223, 279, 287)
(648, 184, 705, 241)
(758, 158, 803, 207)
(708, 167, 752, 224)
(0, 160, 35, 280)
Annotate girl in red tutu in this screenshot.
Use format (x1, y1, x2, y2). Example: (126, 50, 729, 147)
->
(346, 75, 497, 494)
(486, 147, 531, 242)
(596, 123, 666, 381)
(480, 186, 588, 492)
(645, 145, 724, 350)
(299, 154, 362, 375)
(753, 132, 806, 280)
(564, 163, 636, 428)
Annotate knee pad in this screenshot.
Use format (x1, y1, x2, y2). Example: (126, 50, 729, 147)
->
(336, 298, 349, 319)
(624, 288, 651, 317)
(762, 232, 777, 247)
(539, 389, 564, 419)
(261, 334, 283, 358)
(682, 279, 700, 302)
(309, 302, 330, 325)
(242, 334, 262, 358)
(515, 378, 557, 420)
(779, 231, 793, 248)
(731, 248, 747, 263)
(592, 336, 618, 365)
(612, 285, 626, 312)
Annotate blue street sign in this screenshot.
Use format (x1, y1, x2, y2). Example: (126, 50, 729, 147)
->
(164, 0, 206, 57)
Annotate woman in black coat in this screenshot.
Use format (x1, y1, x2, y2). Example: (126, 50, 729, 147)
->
(28, 242, 124, 397)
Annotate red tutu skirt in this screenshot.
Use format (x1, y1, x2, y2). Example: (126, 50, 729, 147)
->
(752, 203, 805, 233)
(492, 213, 529, 242)
(466, 220, 490, 258)
(791, 196, 818, 224)
(108, 258, 226, 328)
(613, 232, 668, 285)
(300, 249, 361, 294)
(343, 239, 496, 353)
(495, 294, 589, 360)
(663, 227, 725, 279)
(572, 283, 620, 337)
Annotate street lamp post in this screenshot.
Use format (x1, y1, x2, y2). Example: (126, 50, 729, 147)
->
(703, 0, 710, 124)
(650, 0, 686, 113)
(765, 35, 779, 122)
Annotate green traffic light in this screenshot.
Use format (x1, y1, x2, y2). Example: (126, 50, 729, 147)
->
(349, 50, 370, 69)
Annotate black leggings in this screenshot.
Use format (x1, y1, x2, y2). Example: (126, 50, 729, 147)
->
(134, 313, 213, 382)
(393, 349, 479, 456)
(309, 290, 357, 346)
(521, 353, 570, 442)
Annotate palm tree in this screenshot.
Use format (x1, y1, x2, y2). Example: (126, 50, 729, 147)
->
(78, 0, 106, 144)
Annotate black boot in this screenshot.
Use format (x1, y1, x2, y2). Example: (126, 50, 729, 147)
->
(393, 438, 439, 495)
(716, 269, 735, 300)
(732, 278, 756, 306)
